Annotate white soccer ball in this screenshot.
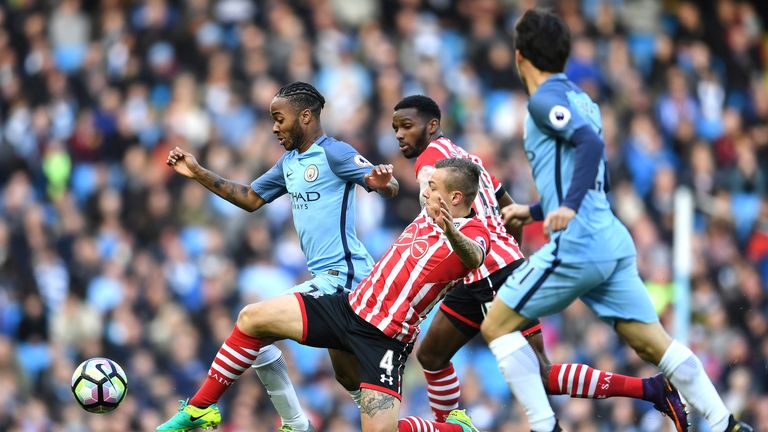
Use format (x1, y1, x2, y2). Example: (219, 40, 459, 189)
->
(70, 357, 128, 413)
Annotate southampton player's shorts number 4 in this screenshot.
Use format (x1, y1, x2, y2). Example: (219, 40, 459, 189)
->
(379, 349, 394, 376)
(379, 349, 394, 385)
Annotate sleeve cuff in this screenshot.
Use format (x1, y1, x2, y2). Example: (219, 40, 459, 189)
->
(561, 201, 579, 213)
(495, 185, 507, 202)
(361, 172, 374, 192)
(529, 203, 544, 221)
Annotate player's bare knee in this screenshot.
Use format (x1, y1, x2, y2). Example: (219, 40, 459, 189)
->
(617, 321, 671, 365)
(624, 334, 666, 364)
(633, 342, 659, 364)
(480, 319, 506, 343)
(641, 341, 668, 364)
(236, 303, 267, 334)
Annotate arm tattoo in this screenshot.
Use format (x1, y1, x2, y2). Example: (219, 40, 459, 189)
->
(380, 177, 399, 198)
(360, 390, 396, 418)
(445, 225, 484, 269)
(197, 167, 259, 211)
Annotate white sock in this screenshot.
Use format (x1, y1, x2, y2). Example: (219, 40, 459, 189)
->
(253, 345, 310, 431)
(348, 389, 362, 408)
(658, 340, 730, 432)
(489, 332, 556, 432)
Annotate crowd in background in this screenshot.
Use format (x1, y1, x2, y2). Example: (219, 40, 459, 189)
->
(0, 0, 766, 431)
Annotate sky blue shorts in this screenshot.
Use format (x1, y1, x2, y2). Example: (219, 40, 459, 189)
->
(496, 255, 659, 326)
(293, 271, 348, 296)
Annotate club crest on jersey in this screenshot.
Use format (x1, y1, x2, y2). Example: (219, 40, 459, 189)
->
(549, 105, 571, 129)
(394, 223, 418, 246)
(354, 154, 373, 167)
(304, 164, 319, 182)
(394, 223, 429, 258)
(411, 240, 429, 259)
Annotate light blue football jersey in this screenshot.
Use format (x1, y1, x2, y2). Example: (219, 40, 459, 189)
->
(524, 73, 636, 264)
(251, 135, 376, 290)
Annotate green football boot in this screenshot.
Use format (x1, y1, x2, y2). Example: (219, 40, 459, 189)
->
(446, 409, 480, 432)
(156, 399, 221, 431)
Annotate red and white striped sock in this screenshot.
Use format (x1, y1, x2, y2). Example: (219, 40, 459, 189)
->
(189, 325, 262, 407)
(546, 364, 643, 399)
(398, 417, 463, 432)
(423, 364, 461, 422)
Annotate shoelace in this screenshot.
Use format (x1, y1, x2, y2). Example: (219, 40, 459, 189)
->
(177, 399, 189, 411)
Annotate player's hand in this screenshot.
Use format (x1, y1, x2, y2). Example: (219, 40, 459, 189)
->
(364, 164, 394, 190)
(544, 206, 576, 233)
(428, 197, 454, 232)
(166, 146, 200, 179)
(501, 203, 534, 227)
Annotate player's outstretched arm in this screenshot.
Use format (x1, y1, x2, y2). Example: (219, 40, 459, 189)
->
(166, 146, 267, 212)
(501, 203, 536, 227)
(364, 164, 399, 198)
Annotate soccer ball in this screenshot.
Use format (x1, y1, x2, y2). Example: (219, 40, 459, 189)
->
(70, 357, 128, 413)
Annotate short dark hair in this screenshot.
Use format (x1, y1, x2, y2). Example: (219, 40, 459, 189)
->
(275, 81, 326, 117)
(434, 158, 480, 206)
(515, 9, 571, 73)
(394, 95, 441, 121)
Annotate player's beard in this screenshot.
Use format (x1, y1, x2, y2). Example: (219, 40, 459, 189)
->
(285, 118, 306, 151)
(404, 126, 431, 159)
(418, 126, 431, 153)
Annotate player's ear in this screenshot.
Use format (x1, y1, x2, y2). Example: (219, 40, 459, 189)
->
(451, 190, 463, 206)
(301, 108, 312, 125)
(427, 118, 439, 135)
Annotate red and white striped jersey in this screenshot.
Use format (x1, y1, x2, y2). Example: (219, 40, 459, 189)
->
(414, 137, 525, 283)
(348, 212, 491, 343)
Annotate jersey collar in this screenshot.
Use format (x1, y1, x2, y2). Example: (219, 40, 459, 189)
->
(315, 134, 329, 146)
(545, 73, 568, 83)
(530, 73, 567, 100)
(298, 135, 329, 157)
(452, 208, 477, 225)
